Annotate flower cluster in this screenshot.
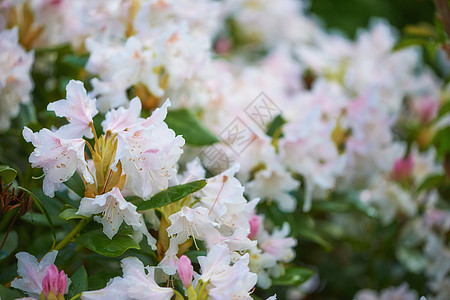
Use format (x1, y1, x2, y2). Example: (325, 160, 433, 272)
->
(1, 0, 450, 299)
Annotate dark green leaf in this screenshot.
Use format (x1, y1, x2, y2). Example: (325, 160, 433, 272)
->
(0, 231, 18, 261)
(417, 174, 446, 192)
(17, 187, 57, 246)
(266, 115, 286, 137)
(61, 54, 89, 69)
(165, 108, 219, 145)
(0, 284, 24, 300)
(88, 270, 121, 291)
(64, 172, 85, 198)
(272, 267, 315, 286)
(67, 266, 88, 298)
(393, 37, 431, 51)
(59, 206, 87, 220)
(297, 227, 333, 251)
(137, 180, 207, 211)
(21, 212, 65, 226)
(77, 230, 140, 257)
(0, 165, 17, 184)
(438, 101, 450, 118)
(18, 102, 37, 128)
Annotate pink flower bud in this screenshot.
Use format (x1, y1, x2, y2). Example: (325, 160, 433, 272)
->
(177, 255, 193, 288)
(58, 270, 67, 295)
(392, 155, 413, 182)
(248, 215, 261, 239)
(214, 38, 232, 54)
(41, 264, 67, 299)
(413, 96, 439, 124)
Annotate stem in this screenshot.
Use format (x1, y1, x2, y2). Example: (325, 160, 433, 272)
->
(173, 289, 185, 300)
(52, 218, 90, 251)
(197, 280, 209, 300)
(194, 280, 203, 294)
(69, 293, 82, 300)
(0, 213, 19, 251)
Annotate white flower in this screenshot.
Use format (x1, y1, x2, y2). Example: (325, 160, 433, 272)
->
(196, 165, 248, 228)
(81, 257, 174, 300)
(117, 100, 185, 199)
(77, 187, 144, 240)
(354, 283, 418, 300)
(160, 206, 222, 274)
(81, 277, 128, 300)
(11, 250, 70, 299)
(279, 105, 344, 211)
(246, 164, 299, 212)
(23, 127, 93, 197)
(0, 27, 34, 130)
(256, 222, 297, 263)
(196, 244, 257, 300)
(47, 80, 98, 139)
(101, 97, 144, 134)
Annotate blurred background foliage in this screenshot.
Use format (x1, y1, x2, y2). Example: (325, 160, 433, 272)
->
(309, 0, 435, 38)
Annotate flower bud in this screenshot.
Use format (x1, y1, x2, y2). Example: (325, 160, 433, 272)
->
(392, 155, 413, 182)
(177, 255, 193, 288)
(248, 214, 261, 239)
(413, 96, 439, 124)
(41, 264, 67, 300)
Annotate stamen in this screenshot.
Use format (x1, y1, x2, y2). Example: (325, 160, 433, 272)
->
(209, 176, 228, 215)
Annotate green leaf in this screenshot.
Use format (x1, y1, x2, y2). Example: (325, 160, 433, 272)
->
(297, 227, 333, 251)
(393, 37, 431, 51)
(21, 212, 65, 226)
(88, 270, 121, 291)
(17, 187, 57, 246)
(136, 180, 207, 211)
(266, 114, 286, 137)
(0, 165, 17, 184)
(61, 54, 89, 69)
(417, 174, 446, 192)
(0, 284, 24, 300)
(67, 266, 88, 298)
(77, 230, 140, 257)
(59, 206, 88, 220)
(272, 267, 315, 286)
(0, 231, 18, 261)
(64, 172, 85, 198)
(165, 108, 219, 145)
(438, 101, 450, 118)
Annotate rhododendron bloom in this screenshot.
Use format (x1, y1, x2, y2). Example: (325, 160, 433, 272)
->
(106, 99, 185, 199)
(0, 27, 34, 130)
(196, 244, 257, 300)
(77, 187, 142, 239)
(47, 80, 98, 139)
(81, 257, 174, 300)
(23, 127, 93, 197)
(11, 251, 70, 299)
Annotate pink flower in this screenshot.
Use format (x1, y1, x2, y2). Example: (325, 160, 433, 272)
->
(248, 215, 261, 240)
(413, 96, 439, 124)
(392, 155, 413, 182)
(177, 255, 193, 288)
(42, 264, 68, 299)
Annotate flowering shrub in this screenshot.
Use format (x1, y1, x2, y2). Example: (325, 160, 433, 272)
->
(0, 0, 449, 300)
